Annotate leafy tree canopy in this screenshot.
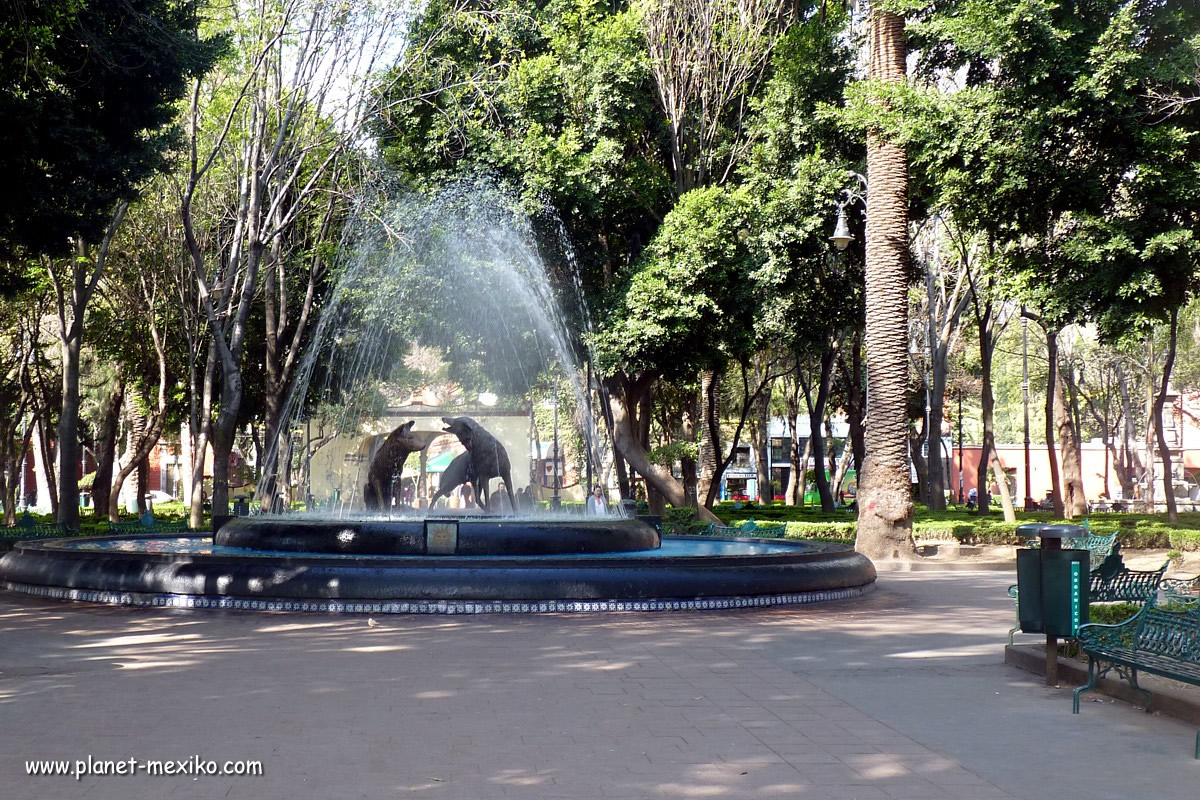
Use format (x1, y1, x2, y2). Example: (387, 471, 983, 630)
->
(0, 0, 224, 258)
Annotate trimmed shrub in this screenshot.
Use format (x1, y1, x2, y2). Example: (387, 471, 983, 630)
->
(661, 507, 710, 535)
(1088, 603, 1140, 625)
(783, 521, 856, 542)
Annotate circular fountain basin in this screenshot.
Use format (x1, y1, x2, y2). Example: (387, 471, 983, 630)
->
(0, 525, 877, 615)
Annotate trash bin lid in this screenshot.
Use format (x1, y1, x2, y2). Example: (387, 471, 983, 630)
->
(1015, 523, 1048, 538)
(1037, 523, 1088, 538)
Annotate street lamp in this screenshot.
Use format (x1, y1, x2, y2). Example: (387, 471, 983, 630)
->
(830, 172, 868, 251)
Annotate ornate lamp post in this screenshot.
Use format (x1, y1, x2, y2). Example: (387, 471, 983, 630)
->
(829, 173, 868, 253)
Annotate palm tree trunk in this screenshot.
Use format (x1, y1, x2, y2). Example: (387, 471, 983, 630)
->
(856, 8, 915, 561)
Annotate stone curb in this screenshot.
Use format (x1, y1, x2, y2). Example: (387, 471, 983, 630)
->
(1005, 642, 1200, 726)
(875, 559, 1013, 572)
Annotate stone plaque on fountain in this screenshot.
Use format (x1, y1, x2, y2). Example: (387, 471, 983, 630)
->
(425, 520, 459, 555)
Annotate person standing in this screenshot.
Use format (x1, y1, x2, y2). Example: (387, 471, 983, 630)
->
(586, 485, 608, 515)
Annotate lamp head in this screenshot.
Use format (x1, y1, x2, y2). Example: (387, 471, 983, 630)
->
(830, 206, 853, 251)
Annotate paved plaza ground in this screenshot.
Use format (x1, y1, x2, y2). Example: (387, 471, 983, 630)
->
(1, 571, 1197, 800)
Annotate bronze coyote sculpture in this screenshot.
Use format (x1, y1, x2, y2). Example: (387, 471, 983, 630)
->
(441, 416, 516, 513)
(364, 420, 425, 510)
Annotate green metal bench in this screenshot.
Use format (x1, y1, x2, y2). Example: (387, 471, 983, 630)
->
(1, 517, 78, 552)
(2, 512, 78, 540)
(1070, 534, 1120, 571)
(1, 523, 76, 539)
(1162, 575, 1200, 605)
(1020, 532, 1117, 570)
(702, 520, 787, 538)
(1073, 599, 1200, 758)
(1089, 560, 1169, 604)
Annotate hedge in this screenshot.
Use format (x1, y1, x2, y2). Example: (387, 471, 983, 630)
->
(664, 505, 1200, 550)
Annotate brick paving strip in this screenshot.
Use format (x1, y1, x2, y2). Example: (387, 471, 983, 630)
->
(0, 572, 1197, 800)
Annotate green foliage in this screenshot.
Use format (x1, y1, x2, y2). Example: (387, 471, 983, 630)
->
(373, 0, 672, 303)
(0, 0, 224, 258)
(661, 506, 708, 535)
(374, 2, 860, 391)
(707, 500, 1200, 549)
(1089, 603, 1140, 626)
(647, 440, 698, 467)
(896, 0, 1200, 335)
(591, 185, 760, 377)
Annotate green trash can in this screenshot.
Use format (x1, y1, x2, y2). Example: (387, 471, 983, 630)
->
(1015, 523, 1090, 637)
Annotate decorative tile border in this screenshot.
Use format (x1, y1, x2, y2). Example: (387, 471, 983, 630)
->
(1, 579, 875, 615)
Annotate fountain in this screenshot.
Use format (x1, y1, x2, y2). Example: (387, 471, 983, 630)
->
(0, 180, 875, 613)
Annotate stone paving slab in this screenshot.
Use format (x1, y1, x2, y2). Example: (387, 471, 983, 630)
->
(0, 572, 1197, 800)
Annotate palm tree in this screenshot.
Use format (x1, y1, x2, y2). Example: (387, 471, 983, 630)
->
(855, 9, 916, 560)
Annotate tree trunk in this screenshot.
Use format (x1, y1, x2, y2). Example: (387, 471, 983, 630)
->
(1114, 361, 1139, 502)
(108, 395, 163, 521)
(803, 348, 837, 512)
(211, 419, 236, 517)
(605, 375, 718, 522)
(50, 208, 126, 528)
(831, 445, 854, 504)
(702, 361, 774, 508)
(926, 357, 947, 511)
(109, 399, 146, 520)
(1155, 308, 1180, 522)
(750, 384, 771, 504)
(1056, 363, 1087, 519)
(189, 341, 217, 528)
(0, 410, 28, 526)
(90, 376, 125, 521)
(975, 312, 996, 516)
(32, 418, 56, 516)
(839, 330, 866, 476)
(597, 383, 631, 500)
(797, 437, 811, 506)
(1045, 328, 1064, 517)
(56, 331, 83, 529)
(856, 8, 914, 560)
(637, 386, 667, 516)
(1144, 344, 1156, 512)
(681, 390, 700, 508)
(698, 369, 721, 502)
(990, 452, 1016, 522)
(784, 377, 801, 505)
(910, 425, 928, 506)
(136, 455, 149, 515)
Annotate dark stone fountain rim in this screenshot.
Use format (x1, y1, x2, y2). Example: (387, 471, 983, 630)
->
(215, 515, 663, 556)
(8, 531, 850, 566)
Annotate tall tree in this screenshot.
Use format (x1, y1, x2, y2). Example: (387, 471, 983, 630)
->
(2, 0, 220, 527)
(181, 0, 402, 522)
(854, 8, 915, 560)
(910, 218, 972, 510)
